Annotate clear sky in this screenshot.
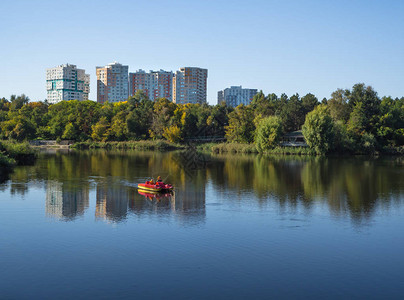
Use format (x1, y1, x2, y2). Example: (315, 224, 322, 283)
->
(0, 0, 403, 104)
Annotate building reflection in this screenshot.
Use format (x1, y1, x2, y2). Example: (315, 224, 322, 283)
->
(170, 182, 206, 225)
(95, 182, 135, 222)
(45, 180, 89, 220)
(131, 181, 206, 225)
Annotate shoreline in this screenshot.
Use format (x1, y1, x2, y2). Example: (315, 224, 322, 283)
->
(29, 140, 404, 156)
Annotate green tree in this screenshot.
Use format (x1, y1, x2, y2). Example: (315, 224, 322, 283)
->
(91, 117, 110, 141)
(62, 122, 77, 140)
(10, 94, 29, 110)
(107, 111, 128, 141)
(206, 102, 231, 137)
(225, 104, 255, 143)
(302, 105, 335, 155)
(150, 98, 177, 139)
(301, 93, 319, 115)
(348, 83, 380, 132)
(255, 116, 283, 152)
(163, 125, 182, 143)
(347, 102, 366, 136)
(327, 89, 351, 122)
(0, 116, 36, 141)
(279, 93, 305, 132)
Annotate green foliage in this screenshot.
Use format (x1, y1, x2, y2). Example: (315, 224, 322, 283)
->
(163, 125, 182, 143)
(91, 117, 109, 141)
(62, 122, 77, 140)
(225, 105, 255, 143)
(212, 143, 258, 154)
(255, 116, 283, 152)
(302, 105, 335, 155)
(0, 84, 402, 154)
(0, 152, 16, 170)
(0, 141, 37, 165)
(108, 112, 128, 141)
(150, 98, 177, 139)
(71, 140, 183, 151)
(278, 93, 305, 132)
(327, 89, 351, 122)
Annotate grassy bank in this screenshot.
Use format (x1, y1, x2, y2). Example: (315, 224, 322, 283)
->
(210, 143, 259, 154)
(72, 140, 404, 156)
(0, 141, 38, 165)
(201, 142, 404, 156)
(71, 140, 185, 151)
(208, 143, 314, 155)
(0, 152, 16, 170)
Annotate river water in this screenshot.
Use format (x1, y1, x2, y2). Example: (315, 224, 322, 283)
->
(1, 150, 403, 299)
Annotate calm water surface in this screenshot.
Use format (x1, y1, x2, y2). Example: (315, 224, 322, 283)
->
(1, 150, 404, 299)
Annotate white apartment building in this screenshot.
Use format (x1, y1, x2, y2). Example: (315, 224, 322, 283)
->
(96, 62, 129, 104)
(173, 67, 208, 104)
(217, 86, 258, 107)
(46, 64, 90, 104)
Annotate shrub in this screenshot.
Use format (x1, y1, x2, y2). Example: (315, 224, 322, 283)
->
(163, 125, 182, 143)
(255, 116, 283, 152)
(0, 141, 37, 165)
(302, 105, 335, 155)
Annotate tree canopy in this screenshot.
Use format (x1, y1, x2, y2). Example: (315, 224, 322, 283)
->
(0, 83, 402, 154)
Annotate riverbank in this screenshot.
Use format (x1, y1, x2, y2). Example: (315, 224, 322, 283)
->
(196, 142, 404, 156)
(32, 139, 404, 156)
(71, 140, 185, 151)
(196, 142, 313, 155)
(0, 141, 38, 168)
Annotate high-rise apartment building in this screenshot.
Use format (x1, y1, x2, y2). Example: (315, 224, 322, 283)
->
(217, 86, 258, 107)
(46, 64, 90, 104)
(173, 67, 208, 104)
(129, 69, 173, 101)
(96, 62, 129, 104)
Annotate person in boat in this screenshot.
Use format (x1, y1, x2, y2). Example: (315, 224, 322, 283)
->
(157, 176, 163, 183)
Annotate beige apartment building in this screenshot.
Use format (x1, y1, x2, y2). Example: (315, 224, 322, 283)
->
(173, 67, 208, 104)
(96, 62, 129, 104)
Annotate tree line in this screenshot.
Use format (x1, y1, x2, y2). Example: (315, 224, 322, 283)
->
(0, 83, 403, 154)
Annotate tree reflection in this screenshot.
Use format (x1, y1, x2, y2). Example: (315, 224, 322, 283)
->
(3, 150, 403, 224)
(209, 153, 404, 223)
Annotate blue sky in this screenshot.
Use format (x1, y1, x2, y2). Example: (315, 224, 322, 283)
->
(0, 0, 403, 104)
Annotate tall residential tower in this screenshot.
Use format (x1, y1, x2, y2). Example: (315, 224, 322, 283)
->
(46, 64, 90, 104)
(217, 86, 258, 107)
(129, 70, 173, 101)
(173, 67, 208, 104)
(96, 62, 129, 104)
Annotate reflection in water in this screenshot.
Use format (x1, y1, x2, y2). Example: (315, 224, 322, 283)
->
(1, 150, 404, 299)
(96, 181, 134, 222)
(46, 180, 89, 220)
(208, 154, 404, 223)
(0, 168, 10, 184)
(2, 150, 403, 224)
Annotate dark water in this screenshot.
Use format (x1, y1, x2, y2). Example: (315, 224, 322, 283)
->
(1, 150, 404, 299)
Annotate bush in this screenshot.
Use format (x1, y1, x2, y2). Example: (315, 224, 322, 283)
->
(163, 125, 182, 143)
(0, 152, 16, 169)
(255, 116, 283, 152)
(360, 132, 377, 154)
(211, 143, 258, 154)
(0, 141, 37, 165)
(71, 140, 184, 151)
(302, 105, 335, 155)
